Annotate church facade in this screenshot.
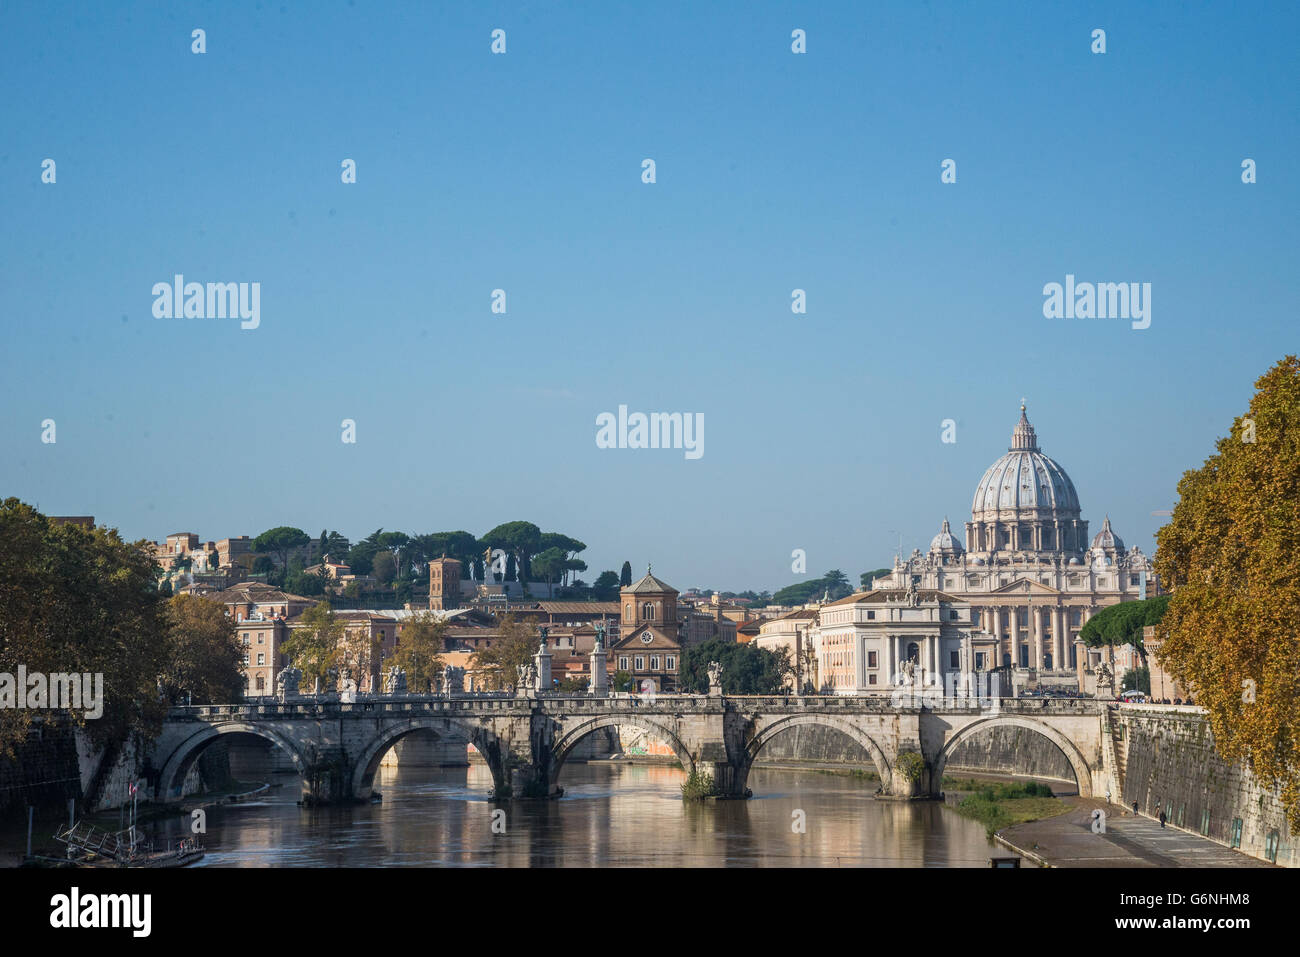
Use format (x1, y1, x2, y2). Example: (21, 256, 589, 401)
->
(870, 406, 1156, 682)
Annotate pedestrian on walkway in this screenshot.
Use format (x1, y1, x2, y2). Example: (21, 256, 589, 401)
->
(1158, 810, 1167, 829)
(1132, 800, 1139, 816)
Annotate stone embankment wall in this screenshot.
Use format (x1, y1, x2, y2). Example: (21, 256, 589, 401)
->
(0, 723, 212, 821)
(750, 724, 878, 771)
(1118, 706, 1293, 867)
(943, 726, 1077, 784)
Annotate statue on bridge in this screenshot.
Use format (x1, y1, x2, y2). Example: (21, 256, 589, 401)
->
(1095, 661, 1116, 699)
(383, 666, 407, 695)
(276, 665, 302, 700)
(442, 664, 465, 696)
(516, 661, 536, 697)
(707, 660, 723, 696)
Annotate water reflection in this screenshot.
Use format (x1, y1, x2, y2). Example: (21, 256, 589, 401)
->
(145, 763, 1004, 867)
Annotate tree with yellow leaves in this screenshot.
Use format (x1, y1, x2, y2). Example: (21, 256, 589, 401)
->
(1154, 355, 1300, 831)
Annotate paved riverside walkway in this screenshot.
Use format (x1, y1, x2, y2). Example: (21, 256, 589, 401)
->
(996, 798, 1273, 868)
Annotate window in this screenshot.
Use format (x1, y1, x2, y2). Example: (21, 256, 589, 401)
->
(642, 602, 655, 620)
(867, 651, 877, 668)
(242, 633, 250, 644)
(950, 651, 960, 668)
(1130, 575, 1140, 586)
(255, 676, 265, 691)
(257, 632, 265, 644)
(868, 674, 877, 685)
(257, 653, 265, 666)
(975, 653, 986, 670)
(666, 656, 675, 671)
(625, 604, 632, 618)
(242, 654, 250, 666)
(634, 656, 644, 670)
(866, 611, 875, 620)
(650, 656, 659, 670)
(949, 610, 959, 620)
(618, 657, 629, 670)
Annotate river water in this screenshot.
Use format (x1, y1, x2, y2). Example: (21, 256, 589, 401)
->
(146, 762, 1009, 867)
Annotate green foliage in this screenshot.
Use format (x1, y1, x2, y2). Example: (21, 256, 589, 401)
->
(1079, 595, 1170, 650)
(592, 571, 620, 600)
(385, 612, 445, 693)
(680, 769, 719, 801)
(772, 569, 855, 606)
(161, 594, 245, 704)
(860, 567, 892, 590)
(372, 550, 398, 585)
(279, 602, 344, 691)
(0, 501, 170, 754)
(1122, 666, 1151, 694)
(896, 751, 925, 783)
(679, 638, 785, 694)
(620, 561, 633, 588)
(612, 669, 633, 692)
(252, 526, 310, 567)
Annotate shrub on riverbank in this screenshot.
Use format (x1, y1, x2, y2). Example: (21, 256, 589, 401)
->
(948, 780, 1064, 836)
(680, 770, 720, 801)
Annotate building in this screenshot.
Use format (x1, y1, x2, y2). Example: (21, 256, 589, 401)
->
(612, 567, 686, 692)
(871, 405, 1156, 685)
(427, 556, 463, 610)
(754, 609, 819, 691)
(1142, 625, 1190, 702)
(813, 586, 994, 695)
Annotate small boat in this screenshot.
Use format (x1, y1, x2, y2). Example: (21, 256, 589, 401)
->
(53, 806, 205, 868)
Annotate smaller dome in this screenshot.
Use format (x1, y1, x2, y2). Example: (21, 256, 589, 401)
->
(1069, 557, 1081, 565)
(929, 517, 965, 556)
(1091, 515, 1125, 553)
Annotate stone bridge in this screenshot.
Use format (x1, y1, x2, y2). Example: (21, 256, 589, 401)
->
(146, 695, 1109, 804)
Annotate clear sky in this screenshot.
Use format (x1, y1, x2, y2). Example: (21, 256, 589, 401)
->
(2, 1, 1296, 592)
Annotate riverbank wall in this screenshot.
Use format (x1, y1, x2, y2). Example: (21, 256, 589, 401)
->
(1115, 705, 1293, 867)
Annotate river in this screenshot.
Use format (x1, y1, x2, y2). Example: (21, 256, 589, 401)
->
(143, 762, 1011, 867)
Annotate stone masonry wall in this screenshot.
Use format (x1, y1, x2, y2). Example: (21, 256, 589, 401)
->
(1119, 707, 1293, 867)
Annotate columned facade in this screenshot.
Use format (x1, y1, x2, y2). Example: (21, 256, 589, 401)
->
(874, 406, 1156, 689)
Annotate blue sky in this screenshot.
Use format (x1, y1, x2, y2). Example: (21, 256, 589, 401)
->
(2, 1, 1296, 592)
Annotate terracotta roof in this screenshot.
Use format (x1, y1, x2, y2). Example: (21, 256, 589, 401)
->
(536, 601, 621, 615)
(623, 570, 678, 595)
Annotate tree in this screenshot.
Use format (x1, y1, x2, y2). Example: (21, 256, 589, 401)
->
(679, 639, 785, 694)
(160, 594, 244, 704)
(593, 571, 621, 601)
(470, 614, 537, 690)
(620, 561, 633, 588)
(208, 549, 220, 571)
(612, 670, 633, 693)
(1153, 356, 1300, 831)
(0, 501, 170, 754)
(481, 522, 542, 586)
(531, 547, 568, 597)
(1122, 666, 1151, 695)
(861, 567, 891, 590)
(386, 613, 446, 693)
(252, 526, 310, 569)
(252, 555, 274, 576)
(1079, 595, 1170, 655)
(279, 601, 344, 693)
(372, 550, 398, 585)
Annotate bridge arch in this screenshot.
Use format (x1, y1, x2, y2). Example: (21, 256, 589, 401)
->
(740, 713, 892, 792)
(157, 721, 308, 801)
(933, 714, 1094, 796)
(549, 714, 695, 790)
(350, 717, 506, 800)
